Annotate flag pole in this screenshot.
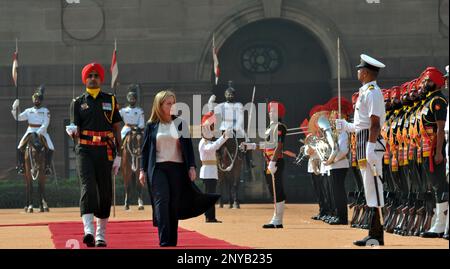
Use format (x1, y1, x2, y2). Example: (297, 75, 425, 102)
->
(113, 38, 117, 218)
(337, 37, 341, 119)
(15, 38, 19, 171)
(246, 85, 256, 142)
(113, 39, 117, 95)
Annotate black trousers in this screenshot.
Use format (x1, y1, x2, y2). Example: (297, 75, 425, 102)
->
(152, 162, 185, 246)
(311, 173, 326, 215)
(203, 179, 217, 220)
(325, 174, 335, 216)
(318, 174, 333, 216)
(264, 159, 286, 202)
(330, 168, 349, 220)
(423, 146, 449, 203)
(76, 145, 113, 219)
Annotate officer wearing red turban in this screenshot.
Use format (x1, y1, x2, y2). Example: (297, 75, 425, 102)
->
(240, 101, 288, 228)
(418, 67, 448, 238)
(66, 62, 123, 247)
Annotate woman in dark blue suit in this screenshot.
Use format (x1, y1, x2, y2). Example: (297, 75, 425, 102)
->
(139, 90, 219, 247)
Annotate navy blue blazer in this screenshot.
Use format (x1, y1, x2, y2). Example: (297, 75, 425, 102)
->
(140, 116, 219, 222)
(140, 116, 196, 186)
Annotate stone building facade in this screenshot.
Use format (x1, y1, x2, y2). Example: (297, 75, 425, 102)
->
(0, 0, 448, 202)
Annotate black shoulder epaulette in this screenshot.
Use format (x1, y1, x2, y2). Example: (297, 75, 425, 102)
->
(368, 85, 375, 91)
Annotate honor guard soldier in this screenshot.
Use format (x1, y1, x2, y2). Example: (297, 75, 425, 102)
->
(208, 81, 245, 208)
(336, 54, 387, 246)
(240, 101, 287, 228)
(66, 62, 123, 247)
(12, 85, 54, 175)
(198, 112, 233, 223)
(419, 67, 448, 238)
(119, 84, 145, 140)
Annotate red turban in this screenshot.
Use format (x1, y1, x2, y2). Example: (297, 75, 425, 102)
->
(391, 86, 401, 100)
(81, 62, 105, 84)
(400, 82, 410, 96)
(420, 67, 445, 88)
(268, 101, 286, 118)
(325, 97, 353, 116)
(408, 79, 419, 94)
(382, 89, 391, 100)
(201, 111, 216, 127)
(309, 104, 328, 118)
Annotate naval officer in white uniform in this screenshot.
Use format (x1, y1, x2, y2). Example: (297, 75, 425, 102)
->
(336, 54, 387, 246)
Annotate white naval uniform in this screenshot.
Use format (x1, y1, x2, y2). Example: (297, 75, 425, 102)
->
(119, 106, 145, 140)
(214, 102, 246, 139)
(199, 136, 228, 180)
(12, 106, 54, 150)
(353, 81, 386, 207)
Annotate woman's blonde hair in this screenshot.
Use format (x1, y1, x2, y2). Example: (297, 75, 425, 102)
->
(148, 90, 176, 123)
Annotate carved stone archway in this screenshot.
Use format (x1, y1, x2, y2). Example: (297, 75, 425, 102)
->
(196, 0, 351, 82)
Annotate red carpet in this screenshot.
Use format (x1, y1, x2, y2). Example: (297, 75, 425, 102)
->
(48, 220, 250, 249)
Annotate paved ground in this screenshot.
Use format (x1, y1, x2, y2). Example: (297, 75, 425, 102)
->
(0, 204, 447, 249)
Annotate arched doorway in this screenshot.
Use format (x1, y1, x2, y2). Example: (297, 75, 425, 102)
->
(213, 19, 332, 202)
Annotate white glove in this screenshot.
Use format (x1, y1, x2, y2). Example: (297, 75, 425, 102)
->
(112, 156, 121, 176)
(65, 124, 78, 137)
(223, 128, 234, 139)
(268, 161, 277, 175)
(335, 119, 355, 133)
(12, 99, 19, 110)
(239, 142, 256, 151)
(366, 142, 378, 168)
(208, 95, 216, 104)
(208, 95, 216, 111)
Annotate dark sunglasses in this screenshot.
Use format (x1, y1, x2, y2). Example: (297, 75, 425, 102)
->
(88, 73, 99, 79)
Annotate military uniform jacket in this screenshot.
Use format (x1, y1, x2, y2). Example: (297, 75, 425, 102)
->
(12, 106, 54, 150)
(73, 91, 122, 133)
(214, 102, 246, 138)
(421, 90, 448, 131)
(119, 106, 145, 139)
(354, 81, 386, 131)
(198, 136, 227, 180)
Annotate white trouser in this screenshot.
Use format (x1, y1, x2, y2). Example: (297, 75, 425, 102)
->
(359, 153, 384, 208)
(269, 201, 285, 225)
(96, 218, 108, 241)
(120, 126, 131, 140)
(82, 214, 94, 235)
(18, 127, 54, 150)
(427, 202, 448, 234)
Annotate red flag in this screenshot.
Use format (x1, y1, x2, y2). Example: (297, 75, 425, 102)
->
(12, 51, 18, 87)
(110, 46, 118, 88)
(212, 35, 220, 85)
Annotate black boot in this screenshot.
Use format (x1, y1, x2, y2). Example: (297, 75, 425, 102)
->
(45, 150, 53, 175)
(354, 207, 384, 246)
(17, 149, 25, 175)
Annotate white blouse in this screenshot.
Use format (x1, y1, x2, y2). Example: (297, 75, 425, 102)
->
(156, 122, 183, 163)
